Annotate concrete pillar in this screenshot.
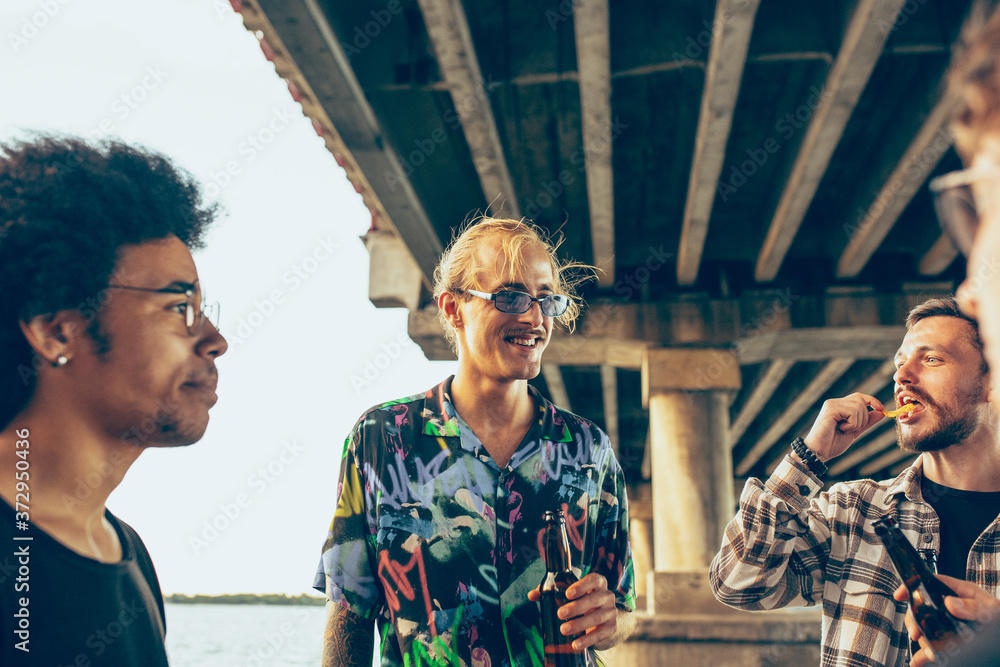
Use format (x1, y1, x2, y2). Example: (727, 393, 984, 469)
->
(626, 484, 654, 609)
(641, 348, 740, 612)
(364, 229, 422, 312)
(649, 390, 734, 570)
(629, 517, 654, 606)
(607, 348, 823, 664)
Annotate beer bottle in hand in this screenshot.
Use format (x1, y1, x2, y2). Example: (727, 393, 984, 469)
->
(873, 516, 975, 652)
(539, 510, 588, 667)
(910, 549, 939, 658)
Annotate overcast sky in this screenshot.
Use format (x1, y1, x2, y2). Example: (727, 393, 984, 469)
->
(0, 0, 457, 595)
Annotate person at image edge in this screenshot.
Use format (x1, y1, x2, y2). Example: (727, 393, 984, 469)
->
(0, 136, 227, 666)
(710, 296, 1000, 667)
(890, 1, 1000, 664)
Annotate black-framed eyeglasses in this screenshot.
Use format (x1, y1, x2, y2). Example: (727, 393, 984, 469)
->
(929, 167, 992, 258)
(458, 288, 571, 317)
(106, 284, 220, 336)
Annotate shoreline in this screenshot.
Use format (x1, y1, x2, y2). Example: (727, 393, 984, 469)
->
(165, 593, 326, 606)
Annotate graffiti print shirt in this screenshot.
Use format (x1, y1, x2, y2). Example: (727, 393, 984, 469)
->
(313, 377, 635, 667)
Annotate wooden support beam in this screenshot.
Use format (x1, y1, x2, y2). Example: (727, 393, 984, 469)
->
(641, 428, 651, 480)
(254, 0, 443, 284)
(755, 0, 906, 282)
(837, 95, 957, 278)
(737, 326, 905, 364)
(729, 359, 793, 445)
(600, 365, 619, 454)
(642, 348, 741, 408)
(364, 231, 422, 311)
(919, 233, 961, 276)
(736, 358, 854, 475)
(545, 335, 647, 369)
(860, 447, 914, 477)
(417, 0, 520, 217)
(827, 426, 898, 477)
(760, 359, 895, 473)
(573, 0, 615, 286)
(542, 364, 571, 412)
(677, 0, 761, 286)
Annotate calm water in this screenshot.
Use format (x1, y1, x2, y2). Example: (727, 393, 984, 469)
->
(164, 603, 327, 667)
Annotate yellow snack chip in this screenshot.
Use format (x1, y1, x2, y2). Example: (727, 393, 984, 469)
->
(882, 403, 916, 418)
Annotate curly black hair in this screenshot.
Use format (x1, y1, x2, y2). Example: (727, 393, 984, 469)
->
(0, 135, 219, 429)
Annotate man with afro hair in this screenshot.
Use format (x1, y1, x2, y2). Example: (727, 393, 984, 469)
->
(0, 135, 227, 666)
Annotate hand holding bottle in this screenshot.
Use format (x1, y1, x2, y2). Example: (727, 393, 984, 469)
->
(529, 573, 618, 651)
(893, 574, 1000, 667)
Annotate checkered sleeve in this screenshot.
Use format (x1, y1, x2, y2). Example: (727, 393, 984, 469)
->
(710, 453, 831, 610)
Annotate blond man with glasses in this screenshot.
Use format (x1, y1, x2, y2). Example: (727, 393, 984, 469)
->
(313, 218, 636, 667)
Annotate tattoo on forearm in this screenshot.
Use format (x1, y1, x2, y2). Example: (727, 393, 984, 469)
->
(322, 605, 375, 667)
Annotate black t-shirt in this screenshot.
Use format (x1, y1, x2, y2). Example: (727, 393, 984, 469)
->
(0, 498, 169, 666)
(921, 477, 1000, 579)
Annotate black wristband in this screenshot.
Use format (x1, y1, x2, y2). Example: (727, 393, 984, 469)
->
(791, 436, 828, 478)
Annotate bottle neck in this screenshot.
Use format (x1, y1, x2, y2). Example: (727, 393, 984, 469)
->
(544, 522, 572, 573)
(918, 549, 938, 574)
(879, 525, 934, 585)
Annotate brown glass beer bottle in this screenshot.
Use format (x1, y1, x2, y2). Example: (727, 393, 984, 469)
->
(539, 510, 588, 667)
(910, 549, 939, 657)
(873, 516, 975, 652)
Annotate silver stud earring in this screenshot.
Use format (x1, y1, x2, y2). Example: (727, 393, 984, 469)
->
(52, 355, 68, 368)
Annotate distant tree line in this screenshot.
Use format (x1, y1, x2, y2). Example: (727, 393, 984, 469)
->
(165, 593, 326, 606)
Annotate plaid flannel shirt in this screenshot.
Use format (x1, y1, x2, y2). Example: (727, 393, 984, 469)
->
(710, 453, 1000, 667)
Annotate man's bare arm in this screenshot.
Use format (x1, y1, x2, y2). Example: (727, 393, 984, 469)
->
(322, 601, 375, 667)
